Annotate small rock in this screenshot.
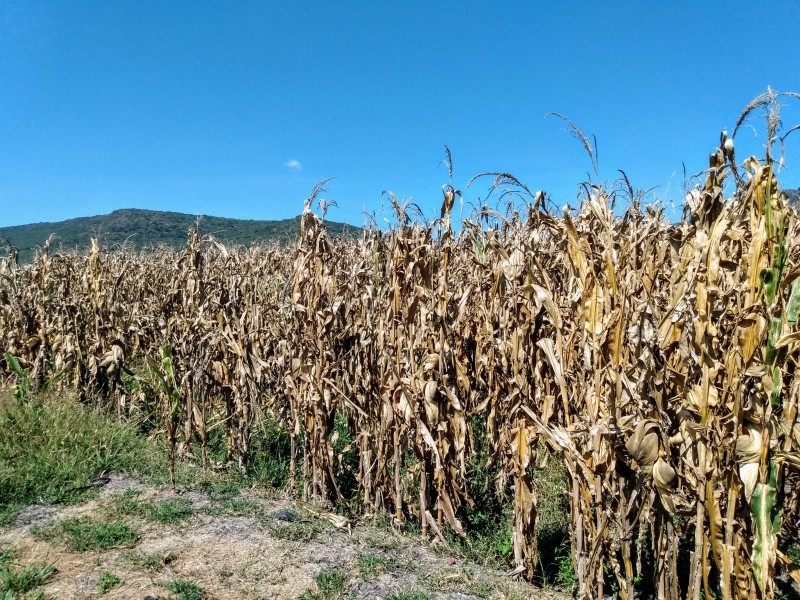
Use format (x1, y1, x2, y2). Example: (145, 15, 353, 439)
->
(446, 557, 456, 566)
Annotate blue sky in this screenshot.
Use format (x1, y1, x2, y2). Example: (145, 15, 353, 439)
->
(1, 1, 799, 227)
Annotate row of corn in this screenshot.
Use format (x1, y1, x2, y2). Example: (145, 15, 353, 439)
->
(2, 140, 800, 598)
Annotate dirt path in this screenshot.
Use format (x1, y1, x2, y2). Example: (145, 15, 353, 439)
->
(1, 477, 569, 599)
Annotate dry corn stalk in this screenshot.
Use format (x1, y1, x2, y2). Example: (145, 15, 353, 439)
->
(2, 101, 800, 599)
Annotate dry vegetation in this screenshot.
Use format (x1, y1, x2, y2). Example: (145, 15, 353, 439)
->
(3, 91, 800, 599)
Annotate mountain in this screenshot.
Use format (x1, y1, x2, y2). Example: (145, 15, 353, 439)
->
(787, 187, 799, 207)
(0, 209, 363, 263)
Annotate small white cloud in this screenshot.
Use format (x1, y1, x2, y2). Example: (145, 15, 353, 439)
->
(284, 159, 302, 170)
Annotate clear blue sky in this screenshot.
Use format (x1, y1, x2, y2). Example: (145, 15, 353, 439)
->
(2, 1, 799, 227)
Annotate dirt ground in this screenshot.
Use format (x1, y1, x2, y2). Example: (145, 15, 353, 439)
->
(1, 476, 569, 599)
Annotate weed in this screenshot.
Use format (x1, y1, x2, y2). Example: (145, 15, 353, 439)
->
(4, 353, 32, 403)
(0, 543, 56, 597)
(553, 541, 575, 589)
(356, 552, 390, 580)
(245, 415, 293, 489)
(0, 393, 161, 509)
(105, 491, 193, 525)
(268, 516, 326, 542)
(205, 497, 261, 518)
(33, 516, 139, 552)
(0, 503, 21, 527)
(120, 549, 176, 573)
(144, 498, 193, 525)
(298, 567, 348, 599)
(206, 483, 240, 502)
(315, 568, 347, 595)
(218, 568, 233, 583)
(533, 452, 569, 536)
(98, 570, 123, 594)
(161, 579, 208, 600)
(385, 592, 431, 600)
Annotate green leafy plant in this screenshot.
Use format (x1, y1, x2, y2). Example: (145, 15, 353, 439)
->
(4, 353, 31, 402)
(148, 345, 181, 487)
(98, 570, 123, 594)
(160, 579, 208, 600)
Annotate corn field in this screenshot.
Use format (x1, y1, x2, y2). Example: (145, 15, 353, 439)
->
(3, 100, 800, 599)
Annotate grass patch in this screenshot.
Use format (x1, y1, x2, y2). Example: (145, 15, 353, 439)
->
(206, 483, 240, 502)
(0, 393, 162, 514)
(141, 498, 193, 525)
(205, 496, 261, 518)
(33, 516, 139, 552)
(0, 543, 56, 598)
(160, 578, 208, 600)
(120, 549, 176, 573)
(356, 552, 391, 580)
(0, 503, 21, 527)
(104, 490, 193, 525)
(218, 568, 233, 583)
(268, 513, 326, 542)
(433, 566, 495, 598)
(203, 485, 262, 517)
(98, 570, 123, 594)
(243, 417, 293, 489)
(385, 592, 431, 600)
(298, 567, 348, 600)
(533, 449, 572, 587)
(103, 489, 142, 517)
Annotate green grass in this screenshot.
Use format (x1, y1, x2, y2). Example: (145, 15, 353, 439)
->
(356, 552, 391, 580)
(205, 496, 261, 518)
(298, 567, 348, 600)
(202, 482, 262, 517)
(160, 578, 208, 600)
(98, 570, 123, 594)
(0, 544, 56, 598)
(532, 450, 573, 588)
(0, 393, 163, 522)
(206, 483, 240, 502)
(385, 592, 431, 600)
(105, 491, 193, 526)
(103, 490, 141, 518)
(144, 498, 194, 524)
(32, 516, 139, 552)
(315, 568, 347, 596)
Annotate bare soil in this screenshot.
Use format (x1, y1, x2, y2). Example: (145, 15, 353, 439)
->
(1, 476, 569, 600)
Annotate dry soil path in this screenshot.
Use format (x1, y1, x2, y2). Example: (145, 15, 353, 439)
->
(1, 476, 569, 600)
